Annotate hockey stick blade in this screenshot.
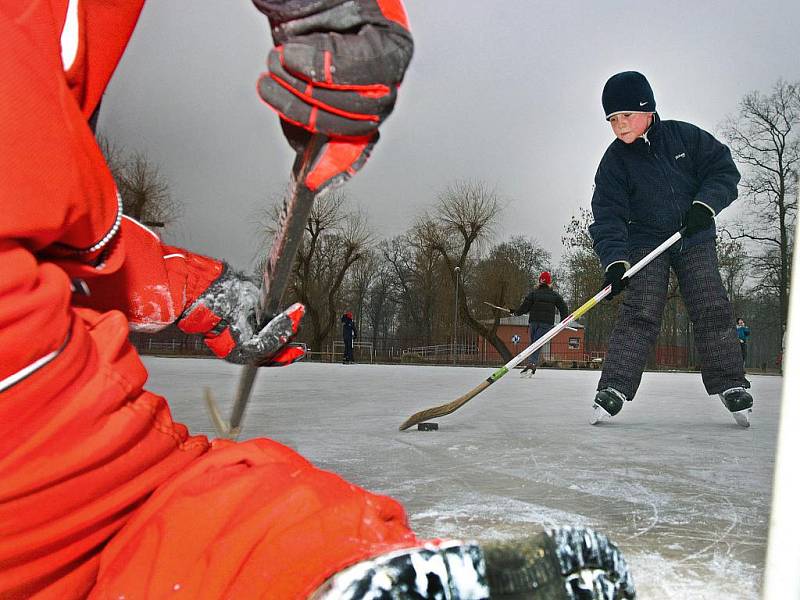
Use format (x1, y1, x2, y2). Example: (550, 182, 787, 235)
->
(400, 231, 682, 431)
(204, 135, 325, 439)
(399, 381, 492, 430)
(204, 387, 232, 438)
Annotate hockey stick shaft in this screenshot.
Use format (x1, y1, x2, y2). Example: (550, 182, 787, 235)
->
(399, 231, 682, 430)
(483, 301, 512, 313)
(206, 136, 324, 439)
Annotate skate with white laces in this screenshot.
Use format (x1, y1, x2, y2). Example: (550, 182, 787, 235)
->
(311, 527, 636, 599)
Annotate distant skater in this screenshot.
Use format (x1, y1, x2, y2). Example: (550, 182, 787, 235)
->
(737, 318, 751, 367)
(341, 311, 357, 364)
(512, 271, 568, 377)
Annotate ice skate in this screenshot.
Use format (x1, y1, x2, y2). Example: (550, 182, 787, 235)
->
(520, 365, 536, 378)
(719, 387, 753, 428)
(590, 388, 626, 425)
(310, 540, 488, 599)
(312, 527, 636, 599)
(546, 526, 636, 600)
(484, 527, 636, 599)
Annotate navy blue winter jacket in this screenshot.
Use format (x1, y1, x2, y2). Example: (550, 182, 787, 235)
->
(588, 114, 740, 269)
(513, 286, 569, 325)
(341, 315, 357, 341)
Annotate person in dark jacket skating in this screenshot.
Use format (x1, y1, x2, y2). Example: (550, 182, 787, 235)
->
(341, 311, 358, 364)
(512, 271, 569, 376)
(588, 71, 752, 427)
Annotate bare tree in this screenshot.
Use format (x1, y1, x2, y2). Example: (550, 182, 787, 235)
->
(363, 259, 400, 349)
(560, 208, 618, 352)
(344, 249, 379, 335)
(380, 234, 442, 343)
(260, 190, 372, 350)
(417, 180, 513, 359)
(98, 137, 181, 229)
(475, 236, 551, 318)
(719, 79, 800, 335)
(716, 233, 750, 309)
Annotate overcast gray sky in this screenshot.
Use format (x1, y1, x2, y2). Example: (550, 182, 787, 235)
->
(98, 0, 800, 271)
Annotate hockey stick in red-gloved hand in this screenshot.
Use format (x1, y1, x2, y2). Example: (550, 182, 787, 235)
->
(399, 230, 683, 431)
(204, 135, 326, 439)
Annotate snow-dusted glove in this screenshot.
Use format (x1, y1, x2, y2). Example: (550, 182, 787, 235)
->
(682, 202, 715, 236)
(177, 265, 305, 365)
(254, 0, 413, 191)
(603, 262, 629, 299)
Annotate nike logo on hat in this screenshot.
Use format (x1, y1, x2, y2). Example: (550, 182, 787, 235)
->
(639, 101, 649, 106)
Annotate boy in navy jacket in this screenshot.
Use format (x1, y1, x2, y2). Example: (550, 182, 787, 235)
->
(588, 71, 752, 427)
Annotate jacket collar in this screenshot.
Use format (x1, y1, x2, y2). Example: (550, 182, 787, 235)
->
(619, 113, 661, 153)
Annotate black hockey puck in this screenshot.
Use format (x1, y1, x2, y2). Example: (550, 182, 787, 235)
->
(418, 422, 439, 431)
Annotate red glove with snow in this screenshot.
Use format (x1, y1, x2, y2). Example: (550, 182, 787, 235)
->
(253, 0, 413, 191)
(177, 265, 305, 366)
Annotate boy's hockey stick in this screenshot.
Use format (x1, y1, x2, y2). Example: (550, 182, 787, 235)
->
(204, 135, 325, 439)
(399, 230, 682, 430)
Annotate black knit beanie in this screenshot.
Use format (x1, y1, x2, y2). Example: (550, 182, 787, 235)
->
(602, 71, 656, 119)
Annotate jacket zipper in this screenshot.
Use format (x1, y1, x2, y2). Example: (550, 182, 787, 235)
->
(645, 134, 682, 249)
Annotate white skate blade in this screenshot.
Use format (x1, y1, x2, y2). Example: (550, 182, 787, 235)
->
(731, 408, 751, 428)
(589, 403, 612, 425)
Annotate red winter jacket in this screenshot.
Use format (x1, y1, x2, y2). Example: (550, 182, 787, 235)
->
(0, 2, 418, 598)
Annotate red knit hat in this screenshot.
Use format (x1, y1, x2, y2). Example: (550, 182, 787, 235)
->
(539, 271, 552, 285)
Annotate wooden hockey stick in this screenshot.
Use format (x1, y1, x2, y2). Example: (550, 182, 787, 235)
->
(483, 301, 512, 313)
(399, 231, 682, 430)
(204, 135, 325, 439)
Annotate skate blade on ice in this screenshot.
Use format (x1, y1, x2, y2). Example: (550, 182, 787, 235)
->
(718, 393, 752, 428)
(731, 408, 752, 428)
(589, 403, 613, 425)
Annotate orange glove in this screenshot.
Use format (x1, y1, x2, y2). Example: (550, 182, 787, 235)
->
(177, 264, 305, 365)
(254, 0, 413, 192)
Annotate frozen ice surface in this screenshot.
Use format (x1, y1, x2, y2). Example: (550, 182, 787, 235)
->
(144, 358, 781, 600)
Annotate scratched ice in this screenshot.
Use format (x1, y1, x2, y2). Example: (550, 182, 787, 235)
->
(146, 358, 780, 600)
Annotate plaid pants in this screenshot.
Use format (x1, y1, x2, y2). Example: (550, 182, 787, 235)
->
(598, 240, 749, 400)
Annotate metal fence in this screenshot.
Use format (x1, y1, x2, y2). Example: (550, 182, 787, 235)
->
(130, 329, 777, 373)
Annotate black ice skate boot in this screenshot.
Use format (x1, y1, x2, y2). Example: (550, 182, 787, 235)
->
(483, 527, 635, 599)
(589, 388, 626, 425)
(310, 527, 636, 599)
(718, 387, 753, 428)
(309, 540, 489, 599)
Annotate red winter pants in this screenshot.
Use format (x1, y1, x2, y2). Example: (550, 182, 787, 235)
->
(0, 308, 418, 599)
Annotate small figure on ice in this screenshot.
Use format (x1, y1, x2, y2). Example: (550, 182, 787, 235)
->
(587, 71, 753, 427)
(737, 317, 751, 369)
(511, 271, 569, 377)
(341, 310, 357, 364)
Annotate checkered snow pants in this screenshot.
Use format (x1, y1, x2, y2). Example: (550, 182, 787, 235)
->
(598, 240, 749, 400)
